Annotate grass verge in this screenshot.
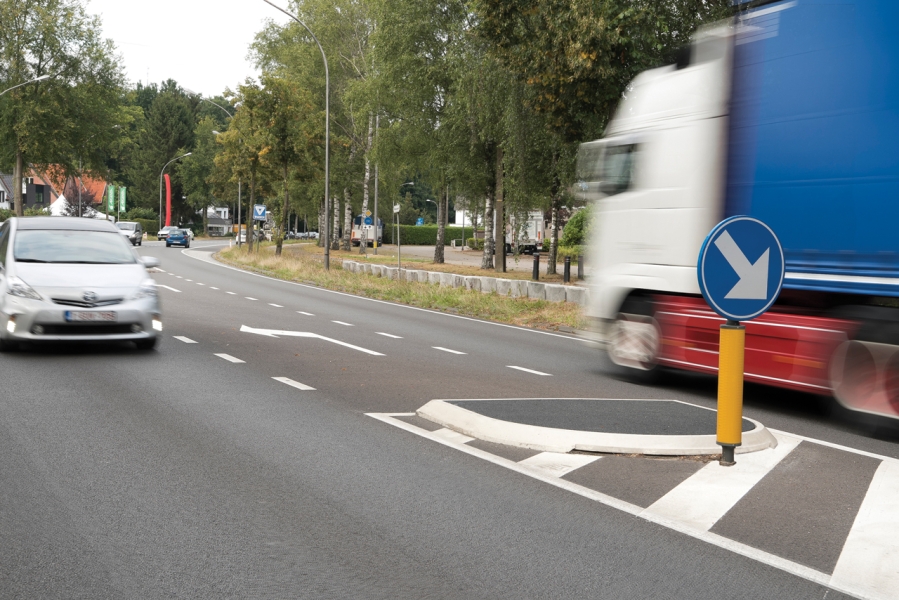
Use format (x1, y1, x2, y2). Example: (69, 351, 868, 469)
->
(217, 244, 587, 331)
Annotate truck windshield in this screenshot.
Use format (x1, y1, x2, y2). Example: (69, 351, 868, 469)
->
(601, 144, 638, 196)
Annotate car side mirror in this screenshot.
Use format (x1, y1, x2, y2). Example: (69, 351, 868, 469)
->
(141, 256, 160, 269)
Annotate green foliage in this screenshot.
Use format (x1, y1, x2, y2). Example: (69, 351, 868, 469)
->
(560, 206, 593, 247)
(383, 225, 467, 245)
(467, 238, 485, 251)
(124, 207, 157, 221)
(0, 208, 13, 222)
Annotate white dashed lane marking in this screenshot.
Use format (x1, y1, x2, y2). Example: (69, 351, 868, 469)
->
(197, 283, 205, 286)
(173, 336, 197, 344)
(214, 353, 245, 363)
(297, 311, 314, 316)
(434, 346, 466, 355)
(246, 297, 258, 301)
(226, 292, 236, 295)
(269, 303, 283, 308)
(156, 285, 181, 293)
(376, 332, 403, 339)
(273, 377, 316, 391)
(507, 366, 552, 376)
(210, 287, 219, 290)
(332, 321, 353, 326)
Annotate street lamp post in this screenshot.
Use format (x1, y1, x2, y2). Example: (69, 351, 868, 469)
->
(262, 0, 330, 269)
(0, 74, 52, 98)
(158, 152, 192, 231)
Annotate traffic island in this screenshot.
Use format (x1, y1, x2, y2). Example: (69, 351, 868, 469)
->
(417, 398, 777, 456)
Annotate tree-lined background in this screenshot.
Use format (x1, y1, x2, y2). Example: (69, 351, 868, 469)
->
(0, 0, 730, 268)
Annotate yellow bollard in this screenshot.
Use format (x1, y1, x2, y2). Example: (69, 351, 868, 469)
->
(717, 321, 745, 466)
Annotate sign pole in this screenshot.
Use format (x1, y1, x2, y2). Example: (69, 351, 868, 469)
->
(717, 319, 745, 466)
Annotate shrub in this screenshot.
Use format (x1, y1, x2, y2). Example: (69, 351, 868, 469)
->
(467, 238, 484, 250)
(0, 209, 13, 222)
(560, 206, 594, 248)
(382, 225, 468, 245)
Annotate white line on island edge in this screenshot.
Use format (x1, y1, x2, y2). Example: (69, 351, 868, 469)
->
(214, 353, 245, 363)
(273, 376, 316, 391)
(434, 346, 466, 355)
(507, 366, 552, 376)
(376, 332, 403, 339)
(173, 336, 197, 344)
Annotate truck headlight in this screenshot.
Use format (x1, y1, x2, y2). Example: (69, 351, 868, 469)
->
(7, 276, 42, 300)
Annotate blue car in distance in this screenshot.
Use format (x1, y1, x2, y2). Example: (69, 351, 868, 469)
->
(165, 229, 191, 248)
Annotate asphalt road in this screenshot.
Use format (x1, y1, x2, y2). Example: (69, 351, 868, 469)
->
(2, 239, 892, 599)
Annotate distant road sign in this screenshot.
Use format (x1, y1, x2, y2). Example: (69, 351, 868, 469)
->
(393, 204, 400, 214)
(365, 210, 372, 217)
(416, 217, 424, 226)
(253, 205, 267, 221)
(364, 216, 373, 226)
(697, 216, 784, 321)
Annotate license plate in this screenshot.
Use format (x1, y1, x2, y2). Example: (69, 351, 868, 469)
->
(64, 311, 117, 323)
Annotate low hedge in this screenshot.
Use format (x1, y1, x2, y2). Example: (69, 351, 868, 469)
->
(467, 238, 485, 250)
(383, 224, 468, 245)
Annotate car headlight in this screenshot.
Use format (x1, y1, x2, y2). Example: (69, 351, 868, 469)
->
(7, 276, 42, 300)
(132, 280, 158, 300)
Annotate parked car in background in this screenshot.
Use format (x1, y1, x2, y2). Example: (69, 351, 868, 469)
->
(235, 232, 247, 243)
(116, 221, 143, 246)
(0, 217, 162, 351)
(165, 229, 191, 248)
(157, 226, 178, 241)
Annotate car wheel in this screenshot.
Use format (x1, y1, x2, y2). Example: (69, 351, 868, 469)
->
(138, 240, 142, 246)
(135, 337, 158, 351)
(186, 242, 190, 248)
(166, 243, 171, 248)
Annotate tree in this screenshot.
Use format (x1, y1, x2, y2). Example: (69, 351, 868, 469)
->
(0, 0, 129, 216)
(180, 117, 220, 233)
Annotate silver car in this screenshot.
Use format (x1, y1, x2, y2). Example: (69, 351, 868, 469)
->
(0, 217, 162, 351)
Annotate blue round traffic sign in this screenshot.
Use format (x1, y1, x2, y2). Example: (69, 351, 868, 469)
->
(697, 216, 784, 322)
(364, 216, 373, 225)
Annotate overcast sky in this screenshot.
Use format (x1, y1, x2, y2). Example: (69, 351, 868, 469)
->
(86, 0, 291, 97)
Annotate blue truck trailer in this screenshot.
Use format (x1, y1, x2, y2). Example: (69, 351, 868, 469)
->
(578, 0, 899, 419)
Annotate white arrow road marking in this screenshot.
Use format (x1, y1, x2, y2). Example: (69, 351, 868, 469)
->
(155, 284, 181, 293)
(714, 230, 770, 300)
(273, 376, 316, 391)
(240, 325, 384, 356)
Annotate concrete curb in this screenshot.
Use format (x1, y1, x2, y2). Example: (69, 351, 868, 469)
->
(417, 398, 778, 456)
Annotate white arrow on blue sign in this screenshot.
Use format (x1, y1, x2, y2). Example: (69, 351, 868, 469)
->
(697, 216, 784, 322)
(253, 205, 267, 221)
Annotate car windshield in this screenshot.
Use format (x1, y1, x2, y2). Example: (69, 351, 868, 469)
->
(116, 223, 135, 230)
(14, 230, 137, 264)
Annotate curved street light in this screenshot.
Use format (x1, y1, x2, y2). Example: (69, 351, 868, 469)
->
(158, 152, 192, 230)
(0, 74, 52, 98)
(261, 0, 331, 269)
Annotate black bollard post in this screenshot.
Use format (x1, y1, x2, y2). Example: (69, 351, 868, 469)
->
(577, 254, 584, 280)
(532, 252, 540, 281)
(564, 256, 571, 283)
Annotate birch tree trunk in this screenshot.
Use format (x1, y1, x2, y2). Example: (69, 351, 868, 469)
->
(434, 188, 446, 264)
(247, 170, 256, 252)
(331, 197, 340, 251)
(342, 190, 352, 251)
(494, 146, 505, 273)
(359, 113, 374, 253)
(481, 189, 494, 269)
(318, 198, 325, 247)
(276, 164, 289, 257)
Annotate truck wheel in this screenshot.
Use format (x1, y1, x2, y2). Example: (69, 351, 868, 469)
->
(608, 296, 661, 382)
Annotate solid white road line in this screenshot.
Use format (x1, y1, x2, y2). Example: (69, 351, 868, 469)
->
(269, 303, 283, 307)
(518, 452, 600, 477)
(376, 332, 403, 339)
(246, 297, 258, 301)
(507, 366, 552, 376)
(831, 460, 899, 600)
(297, 311, 314, 316)
(156, 285, 181, 293)
(173, 336, 197, 344)
(643, 433, 802, 531)
(214, 353, 245, 363)
(273, 376, 316, 391)
(433, 346, 466, 355)
(332, 320, 353, 326)
(432, 428, 475, 444)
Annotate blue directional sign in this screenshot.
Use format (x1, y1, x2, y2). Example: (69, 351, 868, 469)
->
(416, 217, 424, 226)
(253, 205, 267, 221)
(697, 216, 784, 322)
(364, 216, 373, 226)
